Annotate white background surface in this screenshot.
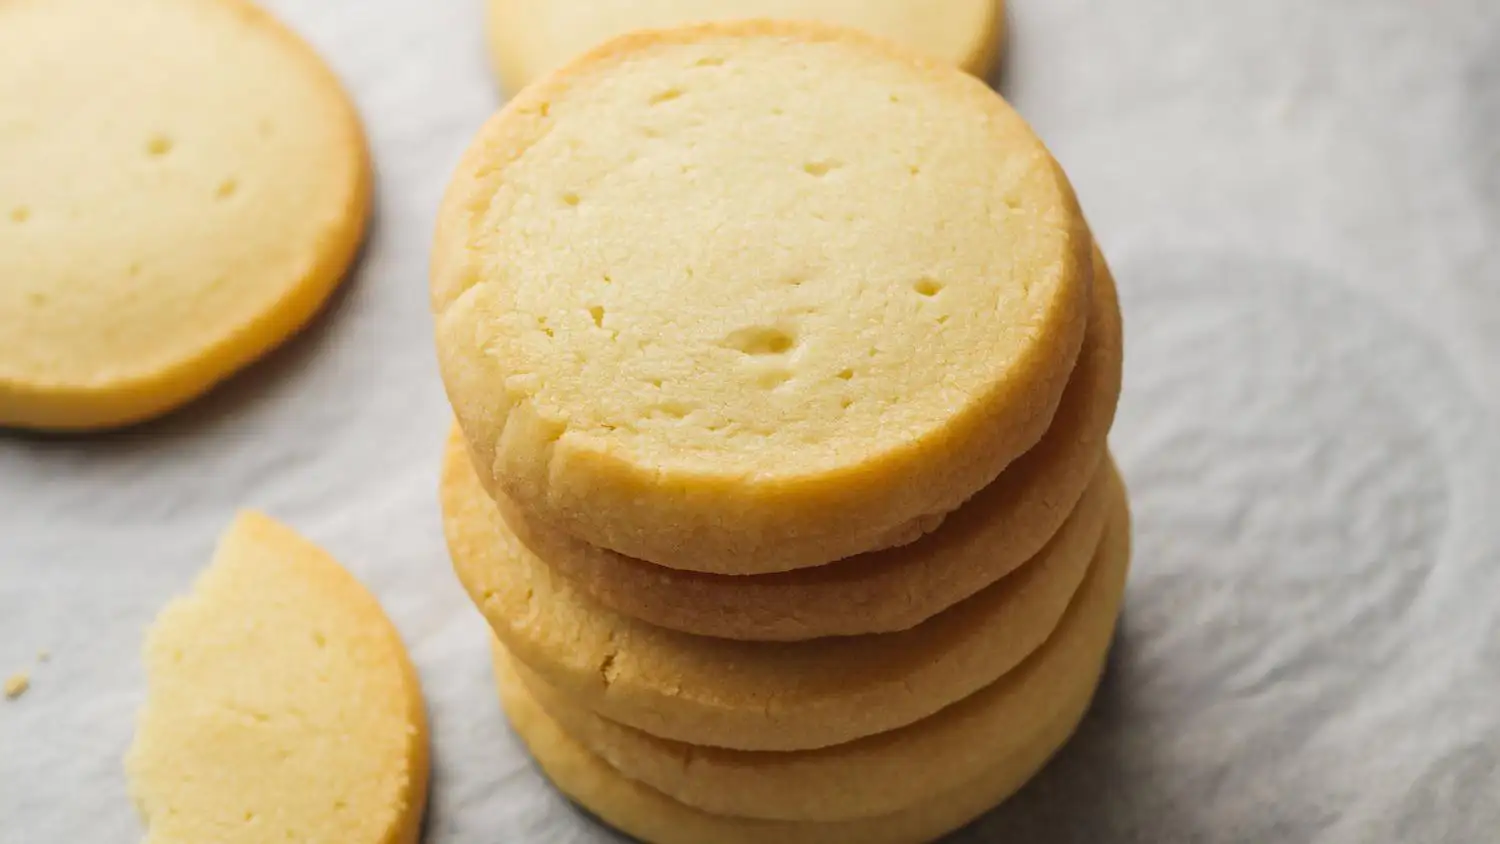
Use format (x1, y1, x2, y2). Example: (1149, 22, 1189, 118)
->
(3, 1, 1499, 841)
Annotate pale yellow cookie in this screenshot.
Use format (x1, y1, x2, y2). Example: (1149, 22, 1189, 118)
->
(484, 0, 1005, 92)
(493, 531, 1121, 841)
(0, 0, 369, 431)
(498, 666, 1085, 844)
(433, 21, 1091, 575)
(506, 500, 1129, 822)
(126, 513, 428, 844)
(505, 246, 1121, 640)
(442, 424, 1119, 751)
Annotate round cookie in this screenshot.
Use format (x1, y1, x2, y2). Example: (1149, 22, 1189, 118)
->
(484, 0, 1005, 93)
(503, 246, 1121, 640)
(441, 425, 1119, 751)
(498, 672, 1085, 844)
(493, 526, 1122, 842)
(507, 500, 1129, 822)
(0, 0, 369, 431)
(126, 513, 428, 844)
(433, 20, 1091, 575)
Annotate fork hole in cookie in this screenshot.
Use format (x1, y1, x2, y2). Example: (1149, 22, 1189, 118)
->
(913, 278, 944, 297)
(803, 159, 843, 177)
(723, 325, 796, 356)
(146, 134, 174, 157)
(649, 87, 683, 106)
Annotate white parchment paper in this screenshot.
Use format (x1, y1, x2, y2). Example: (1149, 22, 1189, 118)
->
(3, 1, 1497, 841)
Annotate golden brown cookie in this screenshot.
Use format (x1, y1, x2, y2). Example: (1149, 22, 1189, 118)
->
(442, 427, 1120, 750)
(503, 247, 1121, 640)
(126, 513, 428, 844)
(503, 497, 1130, 821)
(484, 0, 1005, 91)
(433, 21, 1091, 574)
(0, 0, 369, 430)
(498, 656, 1087, 843)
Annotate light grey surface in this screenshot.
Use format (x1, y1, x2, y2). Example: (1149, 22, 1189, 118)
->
(2, 0, 1497, 841)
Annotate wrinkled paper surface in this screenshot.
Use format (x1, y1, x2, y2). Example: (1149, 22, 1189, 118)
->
(3, 0, 1498, 840)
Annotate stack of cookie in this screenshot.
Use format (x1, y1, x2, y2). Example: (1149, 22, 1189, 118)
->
(434, 21, 1127, 844)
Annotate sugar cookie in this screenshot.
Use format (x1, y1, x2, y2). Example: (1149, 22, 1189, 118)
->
(498, 665, 1085, 844)
(493, 548, 1115, 844)
(506, 246, 1121, 640)
(126, 513, 428, 844)
(433, 21, 1091, 575)
(0, 0, 369, 431)
(507, 498, 1128, 822)
(484, 0, 1005, 92)
(442, 424, 1118, 750)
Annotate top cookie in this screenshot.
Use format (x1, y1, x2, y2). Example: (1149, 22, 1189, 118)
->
(0, 0, 368, 430)
(433, 21, 1091, 574)
(484, 0, 1005, 92)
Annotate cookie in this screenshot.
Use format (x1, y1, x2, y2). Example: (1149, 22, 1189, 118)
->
(506, 498, 1128, 822)
(126, 513, 428, 844)
(504, 246, 1121, 640)
(498, 665, 1084, 844)
(433, 21, 1091, 575)
(484, 0, 1005, 92)
(442, 424, 1119, 751)
(493, 517, 1123, 841)
(0, 0, 369, 431)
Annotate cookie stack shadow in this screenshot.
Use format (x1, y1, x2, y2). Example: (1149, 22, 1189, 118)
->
(433, 21, 1129, 844)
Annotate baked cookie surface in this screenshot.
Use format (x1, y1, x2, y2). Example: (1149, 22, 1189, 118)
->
(434, 21, 1091, 574)
(498, 655, 1082, 844)
(0, 0, 369, 430)
(484, 0, 1005, 91)
(504, 497, 1130, 822)
(505, 246, 1122, 640)
(442, 425, 1119, 750)
(491, 502, 1125, 839)
(126, 513, 428, 844)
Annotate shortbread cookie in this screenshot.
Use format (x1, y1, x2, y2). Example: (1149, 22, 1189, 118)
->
(508, 499, 1128, 822)
(506, 247, 1121, 640)
(493, 540, 1116, 843)
(0, 0, 369, 431)
(484, 0, 1005, 92)
(442, 426, 1118, 750)
(497, 669, 1087, 844)
(433, 21, 1091, 574)
(127, 513, 428, 844)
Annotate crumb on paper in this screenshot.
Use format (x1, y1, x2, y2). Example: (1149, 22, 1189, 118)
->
(4, 672, 29, 700)
(37, 649, 50, 663)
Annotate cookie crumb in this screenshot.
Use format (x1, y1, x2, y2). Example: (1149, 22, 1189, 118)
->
(37, 649, 51, 663)
(4, 672, 29, 700)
